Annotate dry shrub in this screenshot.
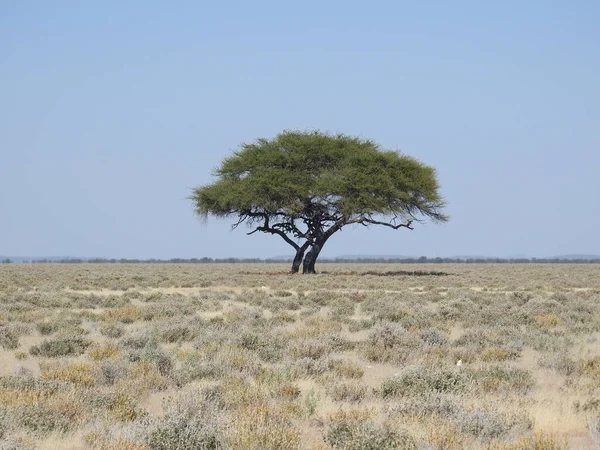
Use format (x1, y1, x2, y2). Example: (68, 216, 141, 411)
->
(84, 435, 149, 450)
(174, 350, 222, 386)
(124, 360, 170, 392)
(29, 337, 92, 357)
(228, 405, 301, 450)
(40, 361, 96, 388)
(109, 392, 145, 422)
(327, 381, 368, 403)
(362, 322, 420, 363)
(535, 314, 562, 327)
(45, 390, 91, 424)
(452, 408, 532, 439)
(101, 307, 144, 324)
(539, 353, 577, 376)
(0, 327, 20, 350)
(88, 342, 121, 361)
(218, 377, 269, 409)
(487, 431, 567, 450)
(287, 317, 342, 338)
(326, 419, 415, 450)
(426, 422, 465, 450)
(13, 405, 71, 435)
(288, 338, 330, 360)
(327, 407, 377, 423)
(481, 347, 511, 362)
(579, 356, 600, 378)
(472, 366, 534, 394)
(100, 321, 125, 338)
(217, 345, 261, 374)
(332, 359, 364, 379)
(381, 366, 469, 398)
(0, 388, 53, 407)
(145, 387, 227, 449)
(270, 382, 301, 400)
(36, 321, 59, 336)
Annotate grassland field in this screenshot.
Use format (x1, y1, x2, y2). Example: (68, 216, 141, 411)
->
(0, 263, 599, 449)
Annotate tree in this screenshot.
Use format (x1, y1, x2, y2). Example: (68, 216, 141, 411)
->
(190, 130, 448, 274)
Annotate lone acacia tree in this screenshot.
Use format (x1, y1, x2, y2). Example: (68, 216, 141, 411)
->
(190, 130, 447, 274)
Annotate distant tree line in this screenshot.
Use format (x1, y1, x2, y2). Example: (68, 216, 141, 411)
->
(14, 257, 600, 264)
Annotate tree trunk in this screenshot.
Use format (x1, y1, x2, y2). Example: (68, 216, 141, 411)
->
(291, 248, 306, 274)
(302, 243, 322, 274)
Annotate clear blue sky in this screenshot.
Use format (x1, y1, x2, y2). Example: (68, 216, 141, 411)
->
(2, 1, 599, 259)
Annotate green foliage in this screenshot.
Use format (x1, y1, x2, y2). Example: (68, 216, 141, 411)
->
(304, 390, 319, 417)
(192, 130, 445, 220)
(190, 130, 447, 272)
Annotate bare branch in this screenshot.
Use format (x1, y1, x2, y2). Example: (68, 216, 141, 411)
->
(354, 217, 414, 230)
(246, 217, 302, 250)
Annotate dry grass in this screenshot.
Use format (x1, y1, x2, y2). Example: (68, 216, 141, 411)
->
(0, 263, 599, 448)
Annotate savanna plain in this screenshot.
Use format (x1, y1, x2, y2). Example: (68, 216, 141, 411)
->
(0, 263, 599, 450)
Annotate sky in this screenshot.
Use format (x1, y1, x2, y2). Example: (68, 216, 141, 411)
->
(1, 1, 599, 259)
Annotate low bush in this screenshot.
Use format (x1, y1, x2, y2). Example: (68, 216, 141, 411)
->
(327, 381, 368, 403)
(146, 388, 227, 450)
(36, 322, 59, 336)
(14, 405, 71, 435)
(0, 327, 19, 350)
(29, 337, 92, 357)
(326, 420, 415, 450)
(100, 322, 125, 338)
(227, 405, 301, 450)
(381, 366, 469, 398)
(40, 361, 96, 388)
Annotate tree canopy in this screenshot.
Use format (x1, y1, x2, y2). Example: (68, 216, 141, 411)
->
(190, 130, 448, 273)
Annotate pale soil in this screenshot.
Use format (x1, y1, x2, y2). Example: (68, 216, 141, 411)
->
(1, 263, 599, 449)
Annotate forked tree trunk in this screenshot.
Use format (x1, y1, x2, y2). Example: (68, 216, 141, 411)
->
(291, 248, 306, 274)
(302, 243, 322, 274)
(290, 242, 311, 274)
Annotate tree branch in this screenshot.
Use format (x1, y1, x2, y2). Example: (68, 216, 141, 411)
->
(246, 217, 302, 250)
(354, 217, 414, 230)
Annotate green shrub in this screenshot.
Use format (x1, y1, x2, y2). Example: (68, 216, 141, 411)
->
(100, 322, 125, 338)
(29, 337, 91, 357)
(0, 407, 8, 440)
(98, 359, 128, 386)
(0, 327, 19, 350)
(304, 390, 319, 417)
(0, 376, 62, 392)
(14, 405, 71, 435)
(36, 322, 58, 336)
(128, 343, 173, 378)
(381, 366, 469, 398)
(326, 420, 415, 450)
(471, 366, 534, 394)
(391, 393, 458, 419)
(161, 325, 195, 343)
(453, 408, 532, 439)
(420, 327, 448, 346)
(146, 389, 226, 450)
(174, 353, 221, 386)
(538, 353, 577, 376)
(327, 381, 367, 403)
